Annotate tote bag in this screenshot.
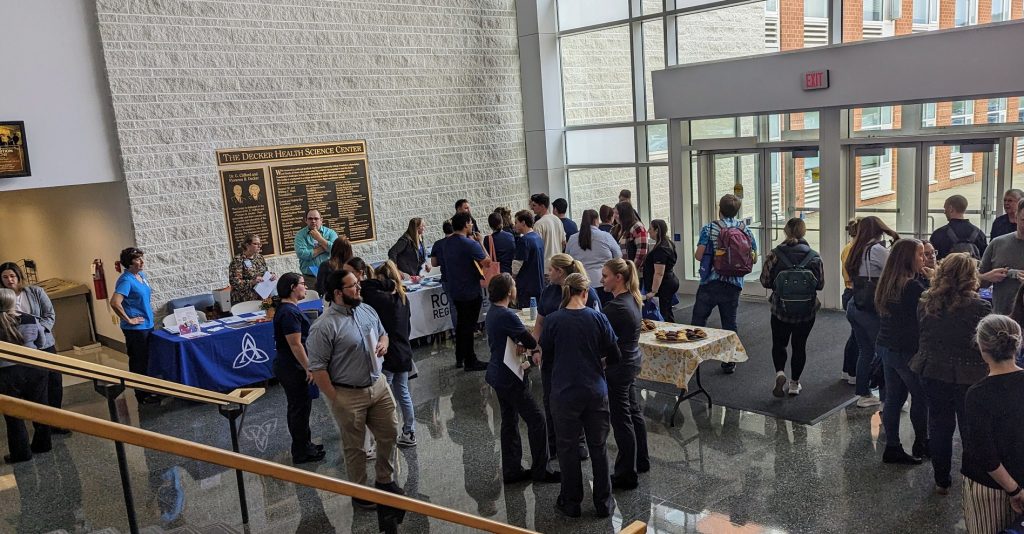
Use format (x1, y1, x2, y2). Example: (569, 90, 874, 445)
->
(479, 235, 502, 288)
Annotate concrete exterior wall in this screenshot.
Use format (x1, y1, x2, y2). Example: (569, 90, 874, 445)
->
(94, 0, 528, 305)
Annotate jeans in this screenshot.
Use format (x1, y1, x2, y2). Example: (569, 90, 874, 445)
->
(384, 370, 415, 434)
(606, 364, 649, 482)
(770, 316, 815, 380)
(123, 328, 154, 401)
(551, 392, 613, 514)
(920, 376, 969, 488)
(876, 345, 927, 449)
(494, 378, 550, 480)
(841, 289, 859, 376)
(0, 365, 52, 460)
(691, 281, 741, 332)
(274, 361, 315, 459)
(846, 301, 880, 397)
(453, 296, 482, 366)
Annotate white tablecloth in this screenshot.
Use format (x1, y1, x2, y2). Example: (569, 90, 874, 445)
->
(407, 282, 489, 339)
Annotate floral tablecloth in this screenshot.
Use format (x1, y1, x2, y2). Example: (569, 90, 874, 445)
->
(520, 311, 747, 390)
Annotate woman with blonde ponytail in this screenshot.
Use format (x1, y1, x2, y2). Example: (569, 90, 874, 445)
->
(961, 315, 1024, 533)
(539, 272, 621, 518)
(600, 258, 648, 489)
(0, 288, 51, 463)
(534, 253, 601, 460)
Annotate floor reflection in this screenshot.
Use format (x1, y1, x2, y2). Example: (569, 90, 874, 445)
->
(0, 337, 966, 533)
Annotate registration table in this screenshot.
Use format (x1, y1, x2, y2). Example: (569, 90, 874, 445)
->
(149, 300, 323, 392)
(519, 312, 747, 426)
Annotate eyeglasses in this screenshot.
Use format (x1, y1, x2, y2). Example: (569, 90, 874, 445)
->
(342, 283, 360, 290)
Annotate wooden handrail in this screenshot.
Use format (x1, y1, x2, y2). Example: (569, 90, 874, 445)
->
(0, 395, 537, 533)
(0, 340, 260, 406)
(618, 520, 648, 533)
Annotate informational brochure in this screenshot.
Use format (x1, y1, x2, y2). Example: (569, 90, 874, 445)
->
(502, 338, 524, 382)
(174, 306, 201, 335)
(254, 271, 277, 299)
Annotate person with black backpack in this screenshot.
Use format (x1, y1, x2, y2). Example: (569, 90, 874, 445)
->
(759, 218, 824, 397)
(929, 194, 987, 261)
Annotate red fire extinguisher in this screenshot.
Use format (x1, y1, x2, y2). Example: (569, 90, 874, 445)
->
(92, 259, 108, 300)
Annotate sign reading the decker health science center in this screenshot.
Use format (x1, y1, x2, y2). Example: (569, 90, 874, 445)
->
(216, 140, 376, 257)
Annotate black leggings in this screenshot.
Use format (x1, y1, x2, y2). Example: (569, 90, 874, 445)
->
(770, 316, 815, 380)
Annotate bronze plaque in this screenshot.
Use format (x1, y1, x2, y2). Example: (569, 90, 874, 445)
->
(271, 158, 375, 253)
(0, 121, 31, 178)
(215, 140, 375, 256)
(219, 168, 276, 256)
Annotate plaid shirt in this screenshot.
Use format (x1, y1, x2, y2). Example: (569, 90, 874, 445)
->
(619, 221, 649, 270)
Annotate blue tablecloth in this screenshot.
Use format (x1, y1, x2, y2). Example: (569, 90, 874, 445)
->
(149, 300, 323, 392)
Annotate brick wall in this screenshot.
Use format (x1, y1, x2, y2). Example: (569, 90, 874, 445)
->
(94, 0, 528, 306)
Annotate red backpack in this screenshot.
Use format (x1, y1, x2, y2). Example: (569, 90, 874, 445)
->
(712, 221, 754, 277)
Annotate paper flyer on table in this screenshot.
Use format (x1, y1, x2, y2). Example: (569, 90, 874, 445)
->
(173, 306, 201, 335)
(503, 338, 524, 381)
(254, 271, 276, 299)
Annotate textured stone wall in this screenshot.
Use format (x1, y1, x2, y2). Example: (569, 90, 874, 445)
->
(95, 0, 527, 305)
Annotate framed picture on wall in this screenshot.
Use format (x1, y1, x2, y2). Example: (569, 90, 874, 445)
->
(0, 121, 31, 178)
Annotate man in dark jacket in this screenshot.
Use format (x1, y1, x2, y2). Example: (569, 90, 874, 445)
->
(929, 195, 987, 260)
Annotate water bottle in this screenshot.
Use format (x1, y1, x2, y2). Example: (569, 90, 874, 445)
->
(529, 297, 537, 321)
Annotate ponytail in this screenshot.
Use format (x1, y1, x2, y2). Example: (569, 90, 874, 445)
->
(560, 273, 590, 309)
(603, 258, 642, 306)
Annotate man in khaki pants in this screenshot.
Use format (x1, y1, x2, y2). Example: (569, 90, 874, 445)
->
(309, 269, 402, 510)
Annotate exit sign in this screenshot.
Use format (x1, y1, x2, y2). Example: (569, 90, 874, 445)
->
(802, 70, 829, 91)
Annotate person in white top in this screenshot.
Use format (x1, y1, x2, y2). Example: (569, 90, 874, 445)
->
(566, 209, 622, 305)
(530, 193, 566, 271)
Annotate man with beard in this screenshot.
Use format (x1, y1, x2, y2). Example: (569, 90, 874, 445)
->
(308, 269, 403, 510)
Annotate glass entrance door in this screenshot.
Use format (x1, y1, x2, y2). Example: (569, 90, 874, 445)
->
(922, 142, 998, 238)
(851, 145, 920, 238)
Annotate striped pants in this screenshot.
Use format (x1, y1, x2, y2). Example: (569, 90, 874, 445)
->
(963, 477, 1016, 533)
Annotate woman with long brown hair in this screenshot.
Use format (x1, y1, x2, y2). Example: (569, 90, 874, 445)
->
(912, 253, 992, 494)
(873, 239, 929, 464)
(613, 201, 649, 272)
(844, 216, 900, 407)
(315, 236, 353, 296)
(388, 218, 430, 278)
(644, 219, 679, 322)
(566, 209, 621, 305)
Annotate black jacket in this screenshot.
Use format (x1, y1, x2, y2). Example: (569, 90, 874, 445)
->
(360, 278, 414, 372)
(929, 219, 987, 259)
(759, 239, 824, 320)
(387, 235, 425, 277)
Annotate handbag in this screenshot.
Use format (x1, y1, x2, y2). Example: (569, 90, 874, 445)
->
(851, 246, 880, 313)
(642, 299, 664, 321)
(479, 234, 501, 288)
(999, 514, 1024, 534)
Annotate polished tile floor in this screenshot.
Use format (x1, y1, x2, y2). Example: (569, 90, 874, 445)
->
(0, 339, 966, 533)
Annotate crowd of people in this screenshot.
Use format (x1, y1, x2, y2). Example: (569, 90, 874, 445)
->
(2, 186, 1023, 531)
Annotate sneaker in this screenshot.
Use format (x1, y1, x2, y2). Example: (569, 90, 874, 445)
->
(856, 395, 881, 408)
(882, 446, 922, 465)
(841, 372, 857, 385)
(787, 380, 802, 396)
(397, 431, 417, 448)
(721, 362, 737, 374)
(772, 373, 787, 398)
(912, 439, 930, 459)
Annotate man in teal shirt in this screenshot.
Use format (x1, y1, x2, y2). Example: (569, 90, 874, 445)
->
(295, 209, 338, 278)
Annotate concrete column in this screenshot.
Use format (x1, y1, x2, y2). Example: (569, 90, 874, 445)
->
(517, 0, 566, 200)
(818, 108, 845, 309)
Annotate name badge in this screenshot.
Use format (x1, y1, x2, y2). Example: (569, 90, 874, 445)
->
(244, 260, 253, 269)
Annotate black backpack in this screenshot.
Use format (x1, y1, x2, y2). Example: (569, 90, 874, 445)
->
(772, 248, 819, 318)
(946, 226, 982, 259)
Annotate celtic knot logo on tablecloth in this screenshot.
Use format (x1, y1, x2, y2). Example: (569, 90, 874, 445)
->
(232, 333, 269, 369)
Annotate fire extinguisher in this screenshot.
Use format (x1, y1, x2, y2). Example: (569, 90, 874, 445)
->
(92, 259, 108, 300)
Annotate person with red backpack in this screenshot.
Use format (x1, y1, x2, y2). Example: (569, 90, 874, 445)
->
(692, 194, 757, 374)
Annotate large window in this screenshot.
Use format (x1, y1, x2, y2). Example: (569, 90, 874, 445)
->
(992, 0, 1011, 21)
(954, 0, 978, 26)
(560, 26, 633, 126)
(913, 0, 939, 24)
(951, 100, 975, 126)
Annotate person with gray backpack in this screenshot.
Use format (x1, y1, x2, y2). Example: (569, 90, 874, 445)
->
(759, 218, 824, 397)
(929, 194, 987, 260)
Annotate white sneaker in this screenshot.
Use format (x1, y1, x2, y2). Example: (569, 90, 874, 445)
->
(841, 372, 857, 385)
(856, 395, 881, 408)
(773, 373, 787, 398)
(902, 399, 911, 412)
(787, 380, 802, 396)
(397, 431, 417, 448)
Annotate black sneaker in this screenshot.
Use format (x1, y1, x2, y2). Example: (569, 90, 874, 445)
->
(554, 496, 581, 518)
(503, 469, 531, 484)
(611, 474, 639, 490)
(535, 470, 561, 483)
(882, 446, 922, 465)
(721, 362, 737, 374)
(912, 439, 930, 459)
(293, 449, 326, 464)
(374, 481, 405, 495)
